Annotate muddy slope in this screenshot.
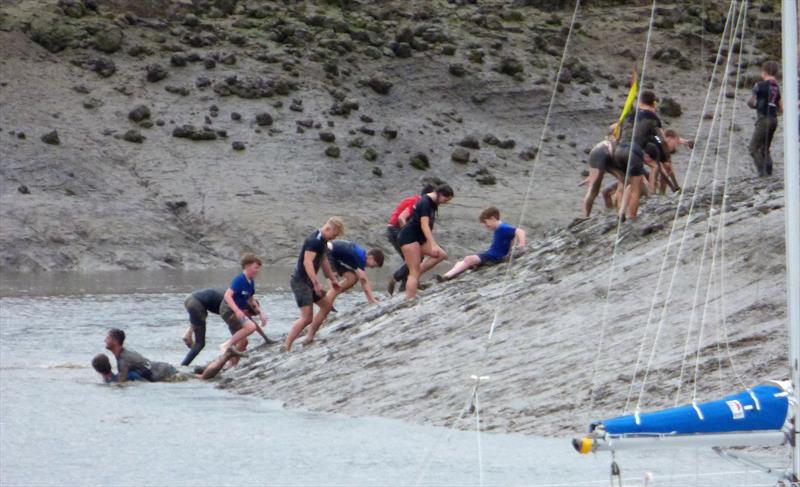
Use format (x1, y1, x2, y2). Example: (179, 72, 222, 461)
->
(222, 176, 790, 436)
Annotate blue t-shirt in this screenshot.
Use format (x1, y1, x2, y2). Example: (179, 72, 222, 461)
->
(229, 272, 255, 310)
(485, 222, 517, 260)
(329, 241, 367, 271)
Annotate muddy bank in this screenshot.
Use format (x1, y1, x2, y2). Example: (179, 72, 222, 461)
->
(0, 0, 784, 271)
(222, 176, 789, 436)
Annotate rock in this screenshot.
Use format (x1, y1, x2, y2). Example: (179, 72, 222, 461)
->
(566, 60, 593, 84)
(382, 127, 398, 139)
(255, 112, 273, 126)
(659, 97, 682, 117)
(372, 167, 382, 177)
(297, 119, 314, 129)
(558, 67, 572, 84)
(82, 97, 104, 109)
(231, 112, 242, 121)
(495, 56, 523, 77)
(71, 56, 116, 77)
(195, 76, 211, 88)
(652, 47, 692, 71)
(519, 147, 538, 161)
(391, 42, 412, 58)
(29, 22, 79, 53)
(451, 147, 470, 163)
(172, 124, 217, 140)
(17, 185, 30, 195)
(127, 45, 153, 57)
(72, 85, 90, 94)
(128, 105, 151, 122)
(165, 85, 190, 96)
(93, 27, 123, 54)
(498, 139, 516, 149)
(323, 61, 339, 77)
(458, 135, 480, 149)
(325, 145, 341, 158)
(319, 132, 336, 143)
(16, 132, 26, 139)
(409, 152, 430, 170)
(204, 58, 216, 69)
(220, 53, 237, 65)
(477, 173, 497, 185)
(213, 75, 295, 99)
(122, 129, 144, 143)
(170, 54, 188, 67)
(41, 130, 60, 145)
(448, 63, 467, 77)
(483, 134, 500, 146)
(232, 141, 246, 151)
(441, 44, 456, 56)
(364, 148, 378, 161)
(366, 77, 393, 95)
(359, 126, 376, 136)
(57, 0, 87, 18)
(145, 63, 168, 82)
(290, 99, 303, 112)
(471, 94, 488, 104)
(467, 49, 484, 64)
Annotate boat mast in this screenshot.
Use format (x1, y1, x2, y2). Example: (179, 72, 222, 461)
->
(780, 0, 799, 481)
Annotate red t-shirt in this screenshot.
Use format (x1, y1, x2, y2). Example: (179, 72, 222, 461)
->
(388, 195, 420, 228)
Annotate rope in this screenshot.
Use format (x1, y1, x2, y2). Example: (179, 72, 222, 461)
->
(413, 2, 583, 483)
(622, 0, 739, 414)
(588, 0, 660, 417)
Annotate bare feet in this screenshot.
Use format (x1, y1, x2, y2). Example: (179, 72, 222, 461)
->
(226, 346, 249, 358)
(302, 338, 315, 348)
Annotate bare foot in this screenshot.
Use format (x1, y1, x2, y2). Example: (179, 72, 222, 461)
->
(302, 338, 315, 348)
(226, 346, 249, 358)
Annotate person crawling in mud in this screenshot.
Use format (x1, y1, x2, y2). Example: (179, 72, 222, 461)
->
(217, 254, 271, 364)
(283, 217, 345, 352)
(386, 183, 436, 295)
(580, 138, 624, 218)
(397, 184, 454, 300)
(297, 241, 384, 348)
(94, 328, 245, 383)
(436, 207, 525, 282)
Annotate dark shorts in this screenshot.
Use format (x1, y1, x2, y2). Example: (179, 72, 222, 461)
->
(613, 143, 646, 177)
(218, 300, 251, 334)
(290, 274, 325, 308)
(386, 226, 403, 255)
(478, 253, 505, 265)
(588, 143, 613, 170)
(184, 295, 208, 328)
(328, 257, 357, 277)
(397, 224, 426, 246)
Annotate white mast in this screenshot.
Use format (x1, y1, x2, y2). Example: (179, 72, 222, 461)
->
(780, 0, 799, 481)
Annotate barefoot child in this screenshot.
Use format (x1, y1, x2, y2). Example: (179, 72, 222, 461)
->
(218, 254, 269, 361)
(438, 207, 525, 281)
(283, 217, 345, 351)
(300, 241, 384, 347)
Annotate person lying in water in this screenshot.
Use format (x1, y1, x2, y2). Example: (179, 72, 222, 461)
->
(96, 328, 245, 383)
(294, 241, 384, 349)
(437, 207, 525, 282)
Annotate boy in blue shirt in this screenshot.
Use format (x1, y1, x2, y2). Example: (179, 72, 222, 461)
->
(218, 254, 269, 361)
(437, 207, 525, 281)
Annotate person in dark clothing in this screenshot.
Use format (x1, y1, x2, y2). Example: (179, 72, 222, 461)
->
(180, 288, 224, 366)
(386, 184, 436, 295)
(283, 217, 345, 352)
(398, 184, 454, 300)
(747, 60, 783, 176)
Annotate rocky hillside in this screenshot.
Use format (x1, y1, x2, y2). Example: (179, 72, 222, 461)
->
(0, 0, 783, 271)
(223, 176, 790, 437)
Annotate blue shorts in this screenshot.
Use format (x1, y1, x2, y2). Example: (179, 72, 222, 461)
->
(478, 253, 504, 264)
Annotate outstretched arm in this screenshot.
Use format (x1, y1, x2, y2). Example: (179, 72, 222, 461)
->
(515, 228, 526, 249)
(356, 269, 377, 304)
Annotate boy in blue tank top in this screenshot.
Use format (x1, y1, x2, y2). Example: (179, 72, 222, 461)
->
(437, 207, 525, 281)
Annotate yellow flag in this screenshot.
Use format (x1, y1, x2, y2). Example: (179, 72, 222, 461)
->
(614, 67, 638, 139)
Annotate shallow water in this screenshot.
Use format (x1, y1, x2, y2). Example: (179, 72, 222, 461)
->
(0, 278, 785, 486)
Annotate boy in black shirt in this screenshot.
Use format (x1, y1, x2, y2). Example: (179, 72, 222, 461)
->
(747, 61, 783, 176)
(283, 217, 345, 351)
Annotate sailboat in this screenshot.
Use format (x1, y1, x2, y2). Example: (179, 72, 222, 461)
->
(573, 0, 800, 484)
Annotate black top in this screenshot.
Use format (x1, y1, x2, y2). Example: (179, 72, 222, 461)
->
(408, 194, 438, 231)
(753, 79, 781, 118)
(293, 230, 328, 283)
(621, 108, 662, 147)
(192, 288, 225, 314)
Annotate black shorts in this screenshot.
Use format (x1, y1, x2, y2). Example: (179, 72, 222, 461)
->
(386, 226, 403, 255)
(328, 256, 356, 276)
(290, 274, 325, 308)
(588, 143, 613, 170)
(184, 295, 208, 328)
(397, 224, 426, 246)
(478, 253, 505, 265)
(613, 143, 646, 177)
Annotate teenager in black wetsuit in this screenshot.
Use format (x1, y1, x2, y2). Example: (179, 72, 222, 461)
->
(397, 184, 454, 300)
(747, 60, 783, 177)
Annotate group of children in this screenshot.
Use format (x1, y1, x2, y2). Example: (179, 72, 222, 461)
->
(580, 60, 784, 221)
(92, 187, 527, 382)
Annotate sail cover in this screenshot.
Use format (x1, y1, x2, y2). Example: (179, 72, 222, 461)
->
(589, 384, 790, 436)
